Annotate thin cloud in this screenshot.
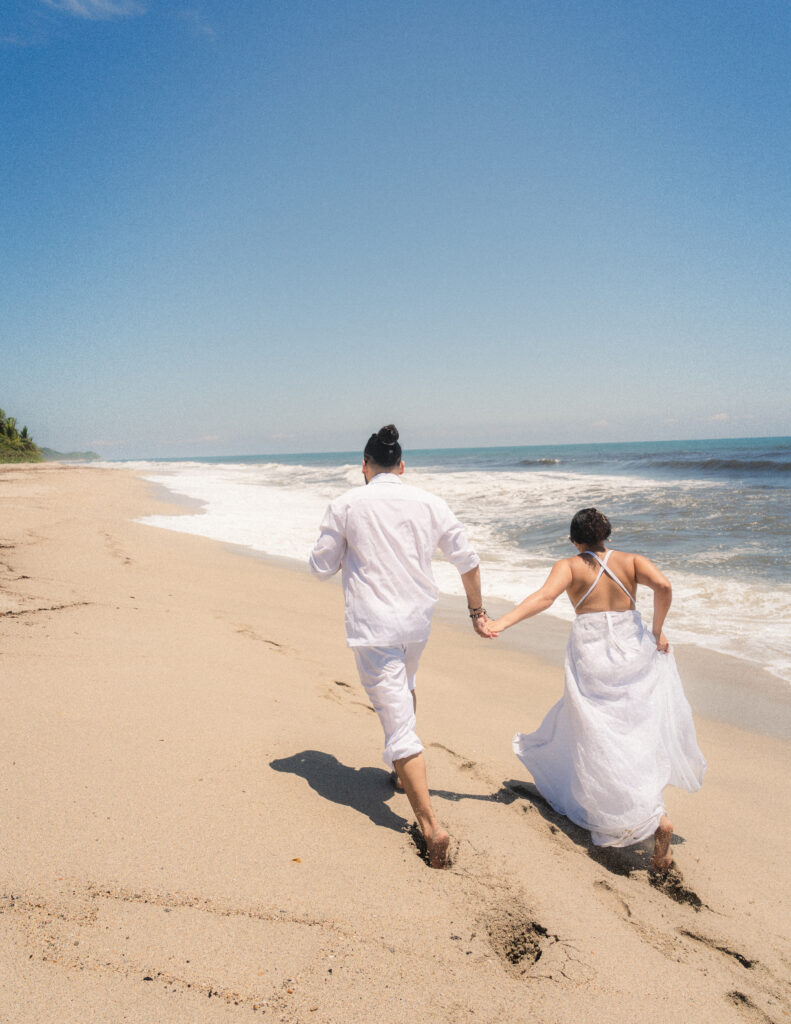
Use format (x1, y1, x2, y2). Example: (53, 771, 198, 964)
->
(178, 9, 216, 39)
(42, 0, 147, 19)
(162, 434, 223, 446)
(708, 412, 730, 423)
(1, 35, 34, 47)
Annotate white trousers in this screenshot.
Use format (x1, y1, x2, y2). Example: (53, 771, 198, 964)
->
(352, 641, 427, 769)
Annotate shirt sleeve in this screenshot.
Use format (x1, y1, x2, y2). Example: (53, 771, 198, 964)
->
(308, 502, 347, 578)
(436, 505, 479, 575)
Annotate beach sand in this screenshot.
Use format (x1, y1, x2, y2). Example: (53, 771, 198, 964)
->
(1, 464, 789, 1024)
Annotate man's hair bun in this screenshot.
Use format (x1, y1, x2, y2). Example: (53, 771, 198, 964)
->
(378, 425, 399, 445)
(364, 424, 402, 467)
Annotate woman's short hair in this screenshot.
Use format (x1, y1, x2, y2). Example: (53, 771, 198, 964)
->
(364, 424, 402, 467)
(570, 507, 612, 545)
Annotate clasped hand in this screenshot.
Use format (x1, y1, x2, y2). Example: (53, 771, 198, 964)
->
(472, 614, 499, 638)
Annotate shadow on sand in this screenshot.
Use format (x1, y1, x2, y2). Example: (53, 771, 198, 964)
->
(269, 750, 409, 833)
(433, 777, 702, 907)
(498, 778, 687, 879)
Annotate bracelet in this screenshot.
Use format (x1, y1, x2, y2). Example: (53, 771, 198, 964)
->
(468, 606, 487, 618)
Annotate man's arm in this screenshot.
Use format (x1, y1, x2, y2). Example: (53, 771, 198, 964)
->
(308, 507, 346, 578)
(434, 506, 490, 638)
(460, 565, 492, 638)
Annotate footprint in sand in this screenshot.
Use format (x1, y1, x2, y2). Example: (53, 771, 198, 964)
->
(727, 990, 779, 1024)
(427, 741, 493, 787)
(593, 879, 787, 1022)
(680, 929, 756, 970)
(593, 878, 681, 960)
(320, 678, 376, 714)
(484, 903, 551, 974)
(3, 881, 369, 1017)
(234, 625, 283, 649)
(648, 864, 704, 910)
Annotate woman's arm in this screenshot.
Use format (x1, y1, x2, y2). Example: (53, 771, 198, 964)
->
(633, 554, 672, 651)
(485, 560, 573, 635)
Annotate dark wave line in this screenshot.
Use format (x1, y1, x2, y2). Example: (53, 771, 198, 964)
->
(514, 455, 790, 473)
(649, 458, 791, 474)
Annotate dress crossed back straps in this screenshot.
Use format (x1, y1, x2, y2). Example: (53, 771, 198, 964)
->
(574, 550, 636, 612)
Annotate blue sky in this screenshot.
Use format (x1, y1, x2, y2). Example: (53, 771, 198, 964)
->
(2, 0, 789, 458)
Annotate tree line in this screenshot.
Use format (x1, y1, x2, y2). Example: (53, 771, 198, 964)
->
(0, 407, 43, 461)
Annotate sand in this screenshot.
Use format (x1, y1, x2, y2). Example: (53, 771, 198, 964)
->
(1, 463, 789, 1024)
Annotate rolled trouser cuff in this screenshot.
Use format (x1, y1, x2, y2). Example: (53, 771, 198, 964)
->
(353, 642, 426, 770)
(384, 732, 424, 771)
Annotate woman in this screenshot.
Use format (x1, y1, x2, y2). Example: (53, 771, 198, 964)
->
(485, 508, 706, 872)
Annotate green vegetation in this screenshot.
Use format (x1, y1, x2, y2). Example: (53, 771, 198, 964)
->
(0, 408, 44, 463)
(40, 447, 101, 462)
(0, 408, 101, 463)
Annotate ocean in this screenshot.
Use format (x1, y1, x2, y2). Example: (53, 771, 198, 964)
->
(106, 436, 791, 685)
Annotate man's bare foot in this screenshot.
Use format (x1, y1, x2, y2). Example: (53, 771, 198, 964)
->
(425, 826, 450, 869)
(650, 815, 673, 874)
(394, 753, 448, 867)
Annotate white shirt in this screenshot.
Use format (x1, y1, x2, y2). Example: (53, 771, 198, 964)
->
(309, 473, 479, 647)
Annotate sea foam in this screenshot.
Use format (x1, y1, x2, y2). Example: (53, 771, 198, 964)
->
(113, 455, 791, 685)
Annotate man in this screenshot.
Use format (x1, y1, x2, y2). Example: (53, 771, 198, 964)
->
(309, 424, 490, 868)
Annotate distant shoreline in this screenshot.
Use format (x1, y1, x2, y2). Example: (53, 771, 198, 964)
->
(94, 433, 791, 464)
(40, 447, 101, 462)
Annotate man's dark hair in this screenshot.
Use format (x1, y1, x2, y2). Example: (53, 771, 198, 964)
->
(364, 424, 402, 467)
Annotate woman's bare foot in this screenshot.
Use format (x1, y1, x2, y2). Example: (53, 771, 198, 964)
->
(650, 815, 673, 873)
(425, 826, 450, 869)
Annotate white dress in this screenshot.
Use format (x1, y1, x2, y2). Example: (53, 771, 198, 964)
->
(513, 552, 706, 847)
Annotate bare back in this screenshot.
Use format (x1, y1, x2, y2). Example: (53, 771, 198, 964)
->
(485, 542, 672, 648)
(566, 549, 638, 614)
